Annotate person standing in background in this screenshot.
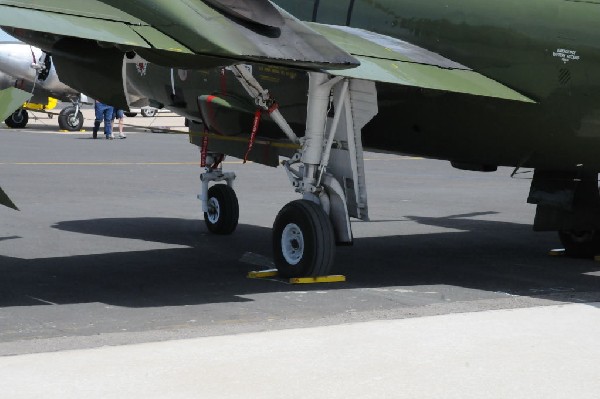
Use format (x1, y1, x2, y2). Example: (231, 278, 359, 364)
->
(113, 108, 126, 139)
(92, 100, 114, 139)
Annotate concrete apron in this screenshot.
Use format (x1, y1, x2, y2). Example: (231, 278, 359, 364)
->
(1, 303, 599, 399)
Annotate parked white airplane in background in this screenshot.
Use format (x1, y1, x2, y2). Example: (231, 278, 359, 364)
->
(0, 31, 161, 130)
(0, 31, 92, 130)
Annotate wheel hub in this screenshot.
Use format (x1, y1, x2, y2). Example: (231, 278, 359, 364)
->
(206, 197, 221, 224)
(281, 223, 304, 265)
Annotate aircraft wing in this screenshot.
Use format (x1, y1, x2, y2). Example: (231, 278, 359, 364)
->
(311, 24, 534, 103)
(0, 1, 531, 105)
(0, 86, 31, 209)
(0, 87, 30, 121)
(0, 0, 358, 69)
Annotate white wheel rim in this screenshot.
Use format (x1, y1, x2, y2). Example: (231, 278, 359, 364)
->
(281, 223, 304, 265)
(207, 197, 220, 224)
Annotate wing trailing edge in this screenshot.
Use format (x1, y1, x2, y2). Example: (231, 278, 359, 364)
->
(312, 24, 535, 103)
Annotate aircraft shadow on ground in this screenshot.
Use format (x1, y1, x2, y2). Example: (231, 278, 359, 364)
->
(0, 215, 598, 308)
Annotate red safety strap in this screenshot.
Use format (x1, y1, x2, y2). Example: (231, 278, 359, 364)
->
(200, 133, 209, 167)
(244, 109, 263, 164)
(243, 103, 279, 164)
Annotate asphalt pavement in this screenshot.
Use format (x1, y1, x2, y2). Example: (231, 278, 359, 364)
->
(0, 109, 599, 397)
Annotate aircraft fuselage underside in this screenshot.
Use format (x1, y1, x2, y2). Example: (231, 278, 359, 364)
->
(125, 59, 600, 272)
(125, 58, 600, 173)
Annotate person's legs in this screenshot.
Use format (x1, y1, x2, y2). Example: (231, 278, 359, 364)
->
(116, 110, 125, 138)
(92, 102, 103, 139)
(103, 106, 114, 139)
(118, 118, 125, 137)
(92, 120, 101, 139)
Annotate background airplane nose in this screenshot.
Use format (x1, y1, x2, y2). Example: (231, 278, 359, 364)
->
(0, 43, 40, 81)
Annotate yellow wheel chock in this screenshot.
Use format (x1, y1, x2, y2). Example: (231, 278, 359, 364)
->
(247, 269, 346, 284)
(548, 249, 565, 256)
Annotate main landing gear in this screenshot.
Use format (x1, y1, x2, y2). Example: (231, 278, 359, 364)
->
(196, 68, 377, 277)
(529, 170, 600, 258)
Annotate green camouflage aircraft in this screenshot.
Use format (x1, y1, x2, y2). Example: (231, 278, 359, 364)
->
(0, 0, 599, 277)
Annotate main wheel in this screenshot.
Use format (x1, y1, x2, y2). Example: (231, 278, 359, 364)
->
(141, 108, 157, 117)
(58, 106, 84, 131)
(204, 184, 239, 235)
(273, 200, 335, 278)
(5, 110, 28, 128)
(559, 230, 600, 258)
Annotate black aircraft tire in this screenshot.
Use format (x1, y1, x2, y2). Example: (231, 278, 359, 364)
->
(5, 110, 28, 128)
(272, 200, 335, 278)
(141, 108, 157, 117)
(558, 230, 600, 258)
(204, 184, 239, 235)
(58, 106, 84, 131)
(124, 112, 137, 117)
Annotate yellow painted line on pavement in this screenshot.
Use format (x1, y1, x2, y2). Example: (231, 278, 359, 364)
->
(0, 158, 421, 166)
(364, 157, 423, 161)
(0, 161, 245, 166)
(0, 157, 425, 166)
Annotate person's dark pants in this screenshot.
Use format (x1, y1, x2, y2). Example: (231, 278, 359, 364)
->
(92, 102, 114, 138)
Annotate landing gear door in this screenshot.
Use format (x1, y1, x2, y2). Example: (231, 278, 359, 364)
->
(326, 79, 377, 221)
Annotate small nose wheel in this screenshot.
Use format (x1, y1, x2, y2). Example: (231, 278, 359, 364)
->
(204, 184, 239, 235)
(273, 200, 335, 278)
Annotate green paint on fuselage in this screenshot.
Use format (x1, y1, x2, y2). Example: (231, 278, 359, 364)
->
(273, 0, 600, 171)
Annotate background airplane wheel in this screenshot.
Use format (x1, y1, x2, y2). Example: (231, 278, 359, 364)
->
(5, 109, 28, 128)
(558, 230, 600, 258)
(141, 108, 157, 117)
(58, 106, 84, 131)
(273, 200, 335, 278)
(204, 184, 239, 235)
